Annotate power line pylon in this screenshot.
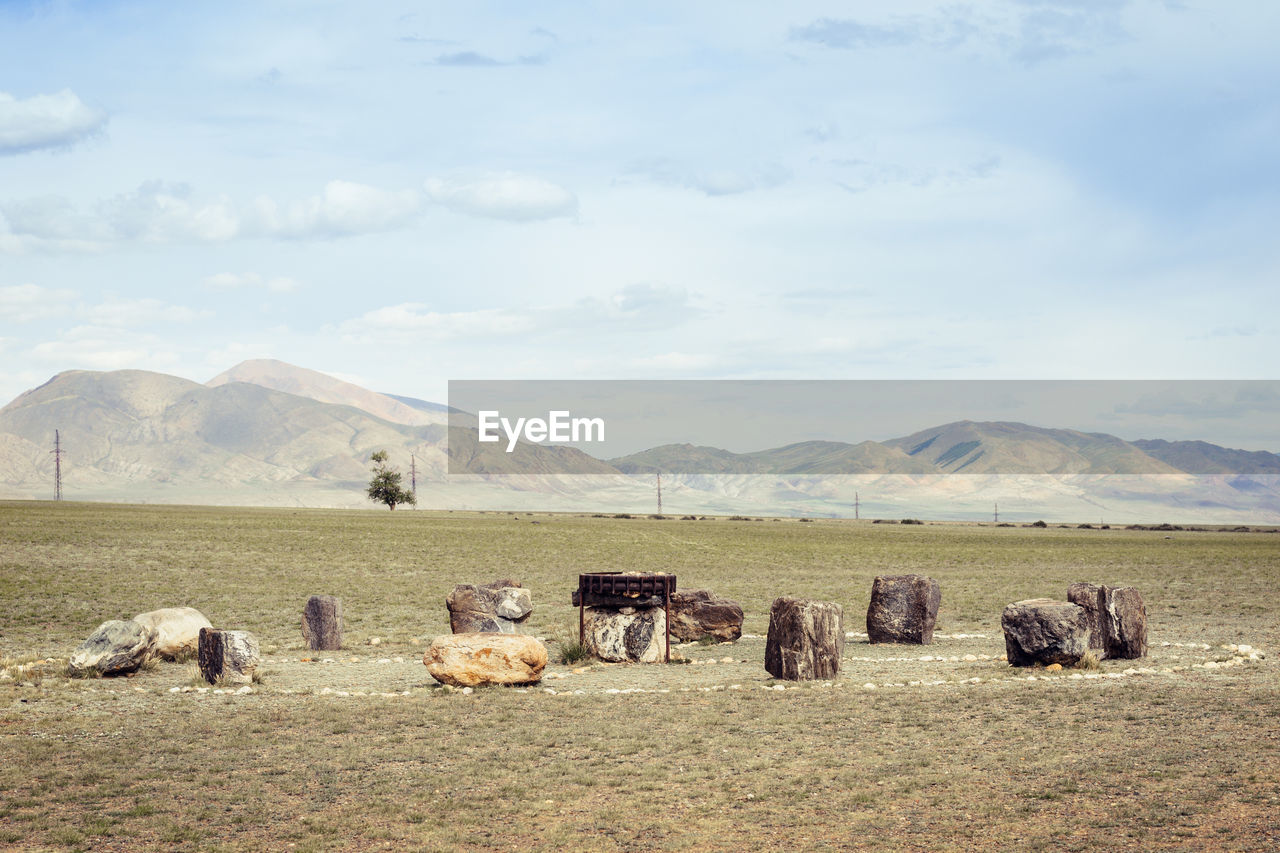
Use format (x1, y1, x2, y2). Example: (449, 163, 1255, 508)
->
(656, 472, 663, 516)
(51, 429, 64, 501)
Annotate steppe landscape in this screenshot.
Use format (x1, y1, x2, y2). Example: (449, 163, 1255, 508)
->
(2, 502, 1277, 851)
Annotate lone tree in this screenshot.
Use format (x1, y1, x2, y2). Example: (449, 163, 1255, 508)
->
(366, 450, 416, 510)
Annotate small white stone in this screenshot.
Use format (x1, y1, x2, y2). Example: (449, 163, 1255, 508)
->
(963, 654, 977, 662)
(863, 682, 876, 690)
(236, 685, 253, 695)
(168, 686, 181, 693)
(461, 687, 473, 695)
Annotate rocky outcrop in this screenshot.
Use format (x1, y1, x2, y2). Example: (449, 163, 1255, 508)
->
(669, 589, 744, 642)
(582, 606, 667, 663)
(423, 633, 547, 687)
(446, 579, 533, 634)
(1067, 583, 1147, 659)
(302, 595, 344, 650)
(764, 597, 844, 681)
(1001, 599, 1090, 667)
(68, 620, 156, 677)
(197, 628, 260, 685)
(132, 607, 212, 660)
(866, 574, 941, 644)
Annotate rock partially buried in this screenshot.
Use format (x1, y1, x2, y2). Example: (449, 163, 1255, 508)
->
(446, 579, 533, 634)
(1001, 599, 1090, 667)
(669, 589, 744, 643)
(866, 574, 941, 644)
(197, 628, 260, 685)
(133, 606, 212, 660)
(764, 597, 844, 681)
(1066, 583, 1106, 651)
(1067, 583, 1147, 659)
(583, 606, 667, 663)
(302, 595, 344, 650)
(423, 633, 547, 687)
(68, 619, 156, 677)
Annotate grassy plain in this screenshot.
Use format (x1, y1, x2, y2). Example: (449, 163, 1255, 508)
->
(1, 501, 1278, 851)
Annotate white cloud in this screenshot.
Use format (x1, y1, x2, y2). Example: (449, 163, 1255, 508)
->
(250, 180, 421, 238)
(29, 325, 177, 371)
(0, 283, 76, 322)
(424, 173, 577, 222)
(626, 159, 789, 196)
(78, 297, 205, 328)
(0, 180, 422, 252)
(204, 272, 300, 293)
(0, 89, 107, 155)
(338, 303, 536, 340)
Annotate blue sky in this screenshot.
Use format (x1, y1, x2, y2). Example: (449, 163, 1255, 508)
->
(1, 0, 1277, 410)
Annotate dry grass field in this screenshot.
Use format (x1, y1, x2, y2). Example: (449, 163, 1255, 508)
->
(1, 501, 1278, 851)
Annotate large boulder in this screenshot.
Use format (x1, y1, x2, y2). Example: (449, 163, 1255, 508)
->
(132, 607, 212, 660)
(1102, 586, 1147, 660)
(1067, 583, 1147, 659)
(866, 574, 941, 644)
(423, 633, 547, 687)
(1066, 583, 1106, 651)
(1001, 599, 1090, 667)
(197, 628, 260, 685)
(302, 595, 344, 650)
(582, 606, 667, 663)
(764, 597, 844, 681)
(446, 579, 533, 634)
(669, 589, 744, 643)
(68, 619, 156, 677)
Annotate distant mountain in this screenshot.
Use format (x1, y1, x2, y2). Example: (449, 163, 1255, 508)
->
(882, 421, 1184, 475)
(208, 359, 447, 427)
(1132, 439, 1280, 475)
(0, 368, 443, 502)
(610, 440, 934, 475)
(382, 393, 457, 415)
(2, 365, 1278, 521)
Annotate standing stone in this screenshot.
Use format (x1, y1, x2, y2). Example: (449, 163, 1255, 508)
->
(1103, 586, 1147, 660)
(764, 597, 844, 681)
(423, 633, 547, 687)
(1067, 584, 1147, 659)
(669, 589, 744, 643)
(866, 574, 941, 644)
(133, 606, 213, 660)
(1066, 583, 1106, 651)
(302, 595, 344, 650)
(447, 579, 533, 634)
(197, 628, 260, 685)
(68, 620, 157, 677)
(582, 606, 667, 663)
(1001, 599, 1090, 667)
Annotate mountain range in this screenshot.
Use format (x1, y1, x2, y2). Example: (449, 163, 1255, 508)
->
(1, 360, 1277, 521)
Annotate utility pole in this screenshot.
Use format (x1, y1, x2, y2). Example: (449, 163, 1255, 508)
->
(656, 472, 663, 516)
(410, 453, 418, 508)
(51, 429, 64, 501)
(854, 492, 860, 520)
(994, 501, 999, 524)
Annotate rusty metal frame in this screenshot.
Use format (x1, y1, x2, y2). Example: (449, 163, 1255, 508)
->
(577, 572, 676, 662)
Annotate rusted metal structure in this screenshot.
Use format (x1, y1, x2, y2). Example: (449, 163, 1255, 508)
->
(574, 571, 677, 662)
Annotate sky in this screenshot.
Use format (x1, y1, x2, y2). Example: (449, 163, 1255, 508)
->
(1, 1, 1278, 419)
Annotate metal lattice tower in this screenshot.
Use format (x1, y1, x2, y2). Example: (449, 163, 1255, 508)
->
(994, 501, 999, 523)
(656, 473, 663, 516)
(51, 429, 64, 501)
(410, 453, 418, 507)
(854, 491, 860, 520)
